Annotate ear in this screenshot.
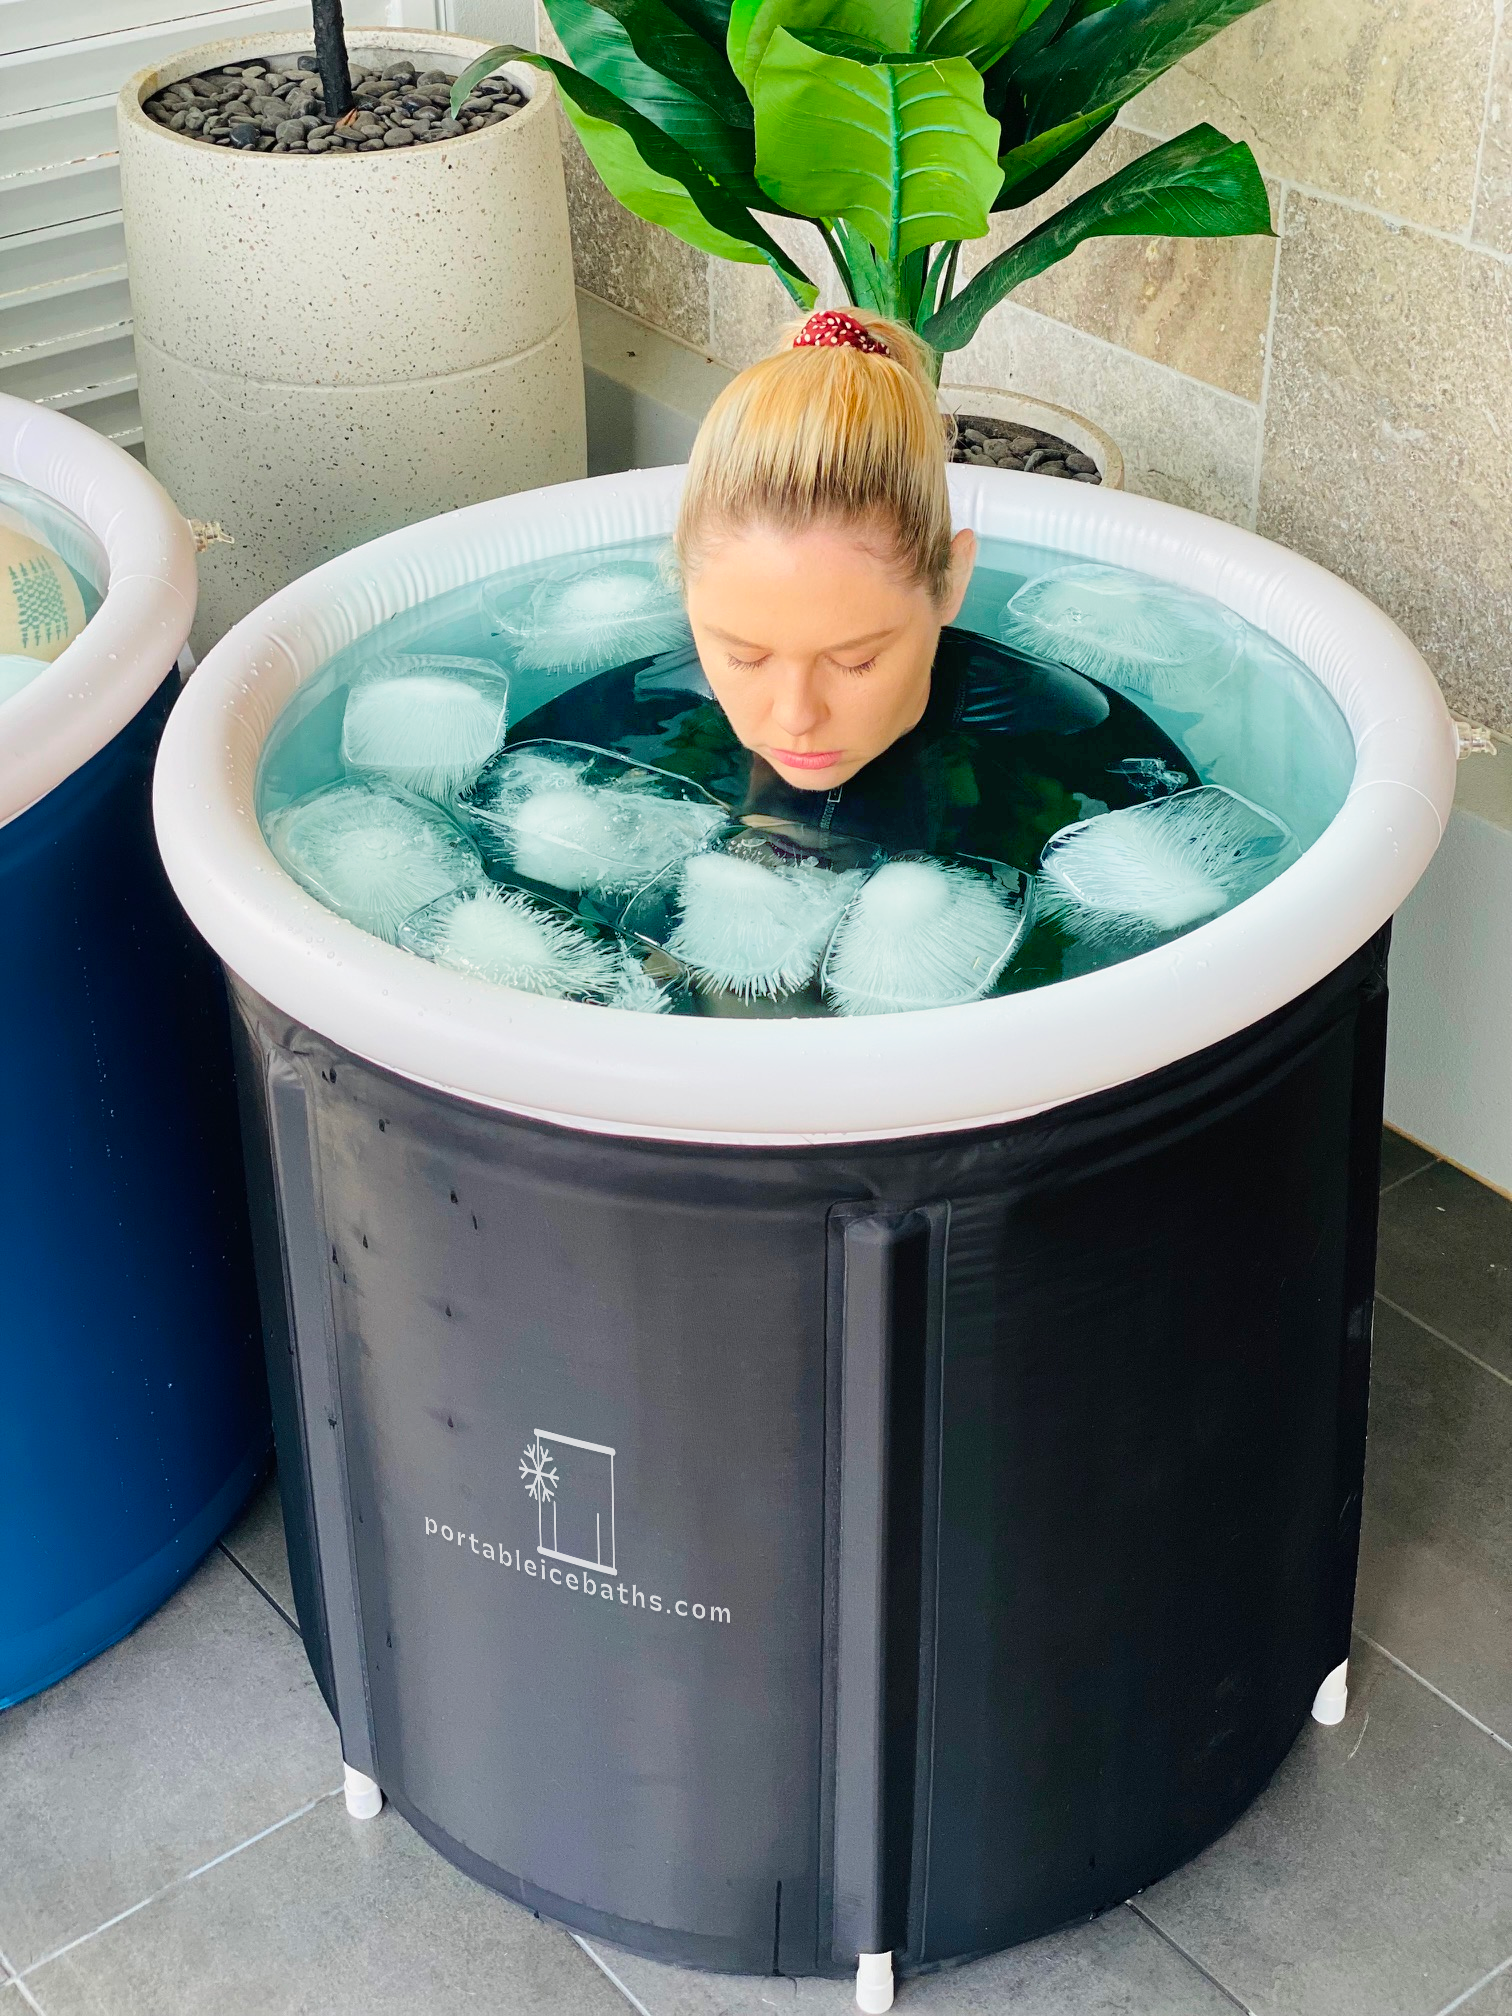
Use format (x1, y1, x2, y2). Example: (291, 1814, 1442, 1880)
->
(937, 528, 978, 626)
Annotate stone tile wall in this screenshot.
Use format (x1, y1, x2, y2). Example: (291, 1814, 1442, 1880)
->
(543, 0, 1512, 732)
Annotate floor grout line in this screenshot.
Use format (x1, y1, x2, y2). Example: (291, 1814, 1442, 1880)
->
(1356, 1633, 1512, 1759)
(573, 1937, 659, 2016)
(1435, 1948, 1512, 2016)
(1375, 1295, 1512, 1392)
(1378, 1155, 1440, 1198)
(0, 1944, 41, 2013)
(1126, 1902, 1254, 2013)
(217, 1540, 301, 1634)
(16, 1791, 341, 1982)
(0, 1945, 45, 2013)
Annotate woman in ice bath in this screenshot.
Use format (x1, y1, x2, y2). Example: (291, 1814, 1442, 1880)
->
(520, 309, 1189, 877)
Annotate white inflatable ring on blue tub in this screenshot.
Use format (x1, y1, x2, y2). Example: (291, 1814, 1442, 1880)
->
(0, 395, 195, 827)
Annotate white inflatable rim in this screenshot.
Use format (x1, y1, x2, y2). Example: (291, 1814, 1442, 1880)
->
(0, 394, 196, 826)
(152, 465, 1456, 1145)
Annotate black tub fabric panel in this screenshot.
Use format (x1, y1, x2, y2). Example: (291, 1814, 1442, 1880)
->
(228, 934, 1386, 1977)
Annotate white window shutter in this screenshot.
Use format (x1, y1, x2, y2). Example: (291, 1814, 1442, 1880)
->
(0, 0, 431, 457)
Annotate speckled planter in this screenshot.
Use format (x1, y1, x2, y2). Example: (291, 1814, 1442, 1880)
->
(940, 384, 1125, 489)
(118, 29, 585, 651)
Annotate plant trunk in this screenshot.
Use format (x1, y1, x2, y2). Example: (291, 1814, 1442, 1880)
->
(313, 0, 353, 122)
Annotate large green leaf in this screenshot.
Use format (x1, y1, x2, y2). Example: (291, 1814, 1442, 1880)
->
(752, 29, 1003, 267)
(982, 0, 1075, 114)
(453, 48, 817, 300)
(555, 0, 753, 123)
(1014, 0, 1270, 139)
(732, 0, 879, 87)
(993, 104, 1113, 205)
(917, 0, 1059, 68)
(729, 0, 1056, 92)
(543, 0, 762, 200)
(921, 122, 1270, 350)
(660, 0, 739, 46)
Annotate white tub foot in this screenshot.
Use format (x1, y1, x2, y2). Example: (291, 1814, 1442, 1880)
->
(1312, 1659, 1349, 1727)
(343, 1763, 382, 1819)
(856, 1952, 893, 2013)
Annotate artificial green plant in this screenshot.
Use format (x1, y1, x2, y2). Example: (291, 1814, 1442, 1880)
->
(453, 0, 1274, 374)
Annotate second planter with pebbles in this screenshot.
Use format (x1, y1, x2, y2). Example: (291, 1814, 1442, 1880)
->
(119, 29, 585, 650)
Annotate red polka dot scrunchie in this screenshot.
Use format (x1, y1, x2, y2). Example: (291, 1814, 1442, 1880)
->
(792, 310, 890, 355)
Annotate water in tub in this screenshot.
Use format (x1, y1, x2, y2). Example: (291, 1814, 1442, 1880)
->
(0, 477, 105, 705)
(256, 539, 1355, 1018)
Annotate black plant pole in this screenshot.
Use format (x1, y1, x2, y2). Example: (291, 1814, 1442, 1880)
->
(312, 0, 354, 123)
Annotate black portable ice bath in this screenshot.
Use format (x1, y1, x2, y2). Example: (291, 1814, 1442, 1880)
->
(153, 467, 1457, 1994)
(230, 942, 1386, 1974)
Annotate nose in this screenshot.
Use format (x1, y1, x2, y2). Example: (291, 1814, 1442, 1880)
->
(769, 663, 827, 742)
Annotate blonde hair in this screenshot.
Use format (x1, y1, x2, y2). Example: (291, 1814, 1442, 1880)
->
(674, 310, 956, 603)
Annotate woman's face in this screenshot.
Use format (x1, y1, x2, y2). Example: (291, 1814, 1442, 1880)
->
(684, 519, 977, 791)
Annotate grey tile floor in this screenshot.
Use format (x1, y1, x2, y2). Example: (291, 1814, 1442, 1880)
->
(2, 1131, 1508, 2016)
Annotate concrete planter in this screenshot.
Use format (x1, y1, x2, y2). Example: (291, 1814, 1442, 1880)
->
(940, 383, 1125, 489)
(118, 30, 585, 651)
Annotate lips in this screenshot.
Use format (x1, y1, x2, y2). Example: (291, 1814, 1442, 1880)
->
(772, 749, 844, 771)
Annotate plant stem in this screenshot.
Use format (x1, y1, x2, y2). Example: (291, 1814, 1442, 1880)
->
(936, 242, 960, 316)
(837, 221, 886, 312)
(818, 222, 857, 304)
(899, 246, 930, 324)
(312, 0, 353, 122)
(769, 256, 815, 311)
(881, 254, 907, 318)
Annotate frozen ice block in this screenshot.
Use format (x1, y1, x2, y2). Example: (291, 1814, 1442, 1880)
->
(462, 741, 726, 898)
(488, 556, 689, 675)
(822, 856, 1032, 1016)
(1001, 564, 1241, 703)
(1038, 784, 1298, 940)
(340, 655, 509, 801)
(265, 780, 483, 943)
(398, 882, 621, 999)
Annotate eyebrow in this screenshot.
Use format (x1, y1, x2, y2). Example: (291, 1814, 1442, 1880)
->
(703, 624, 899, 652)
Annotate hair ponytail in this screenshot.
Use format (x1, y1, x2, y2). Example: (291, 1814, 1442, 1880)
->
(675, 309, 956, 604)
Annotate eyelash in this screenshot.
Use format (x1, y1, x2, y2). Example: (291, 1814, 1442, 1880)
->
(723, 654, 878, 674)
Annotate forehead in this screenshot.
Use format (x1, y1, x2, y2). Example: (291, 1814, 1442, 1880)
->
(685, 521, 922, 639)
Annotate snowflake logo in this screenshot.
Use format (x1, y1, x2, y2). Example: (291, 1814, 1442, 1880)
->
(519, 1439, 559, 1505)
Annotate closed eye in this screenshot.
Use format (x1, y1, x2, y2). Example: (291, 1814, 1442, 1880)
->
(725, 653, 768, 671)
(834, 655, 878, 676)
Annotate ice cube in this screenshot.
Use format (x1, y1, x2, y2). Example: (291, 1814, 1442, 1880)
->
(1038, 785, 1297, 939)
(462, 741, 726, 897)
(663, 843, 869, 1002)
(398, 882, 620, 999)
(1001, 564, 1241, 702)
(488, 556, 689, 675)
(822, 857, 1032, 1016)
(340, 655, 508, 801)
(264, 780, 483, 942)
